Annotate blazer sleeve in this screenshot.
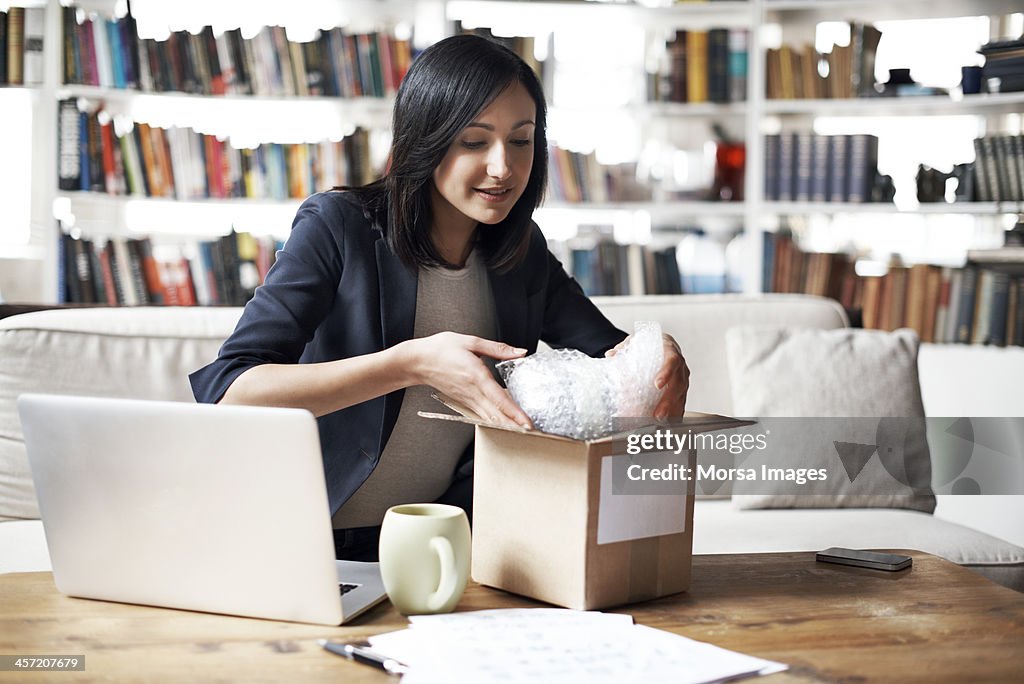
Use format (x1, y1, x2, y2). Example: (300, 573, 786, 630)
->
(536, 232, 628, 356)
(189, 194, 347, 403)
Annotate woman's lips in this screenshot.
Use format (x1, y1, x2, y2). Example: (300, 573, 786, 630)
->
(475, 187, 513, 202)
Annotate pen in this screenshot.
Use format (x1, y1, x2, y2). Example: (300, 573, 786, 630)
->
(317, 639, 409, 676)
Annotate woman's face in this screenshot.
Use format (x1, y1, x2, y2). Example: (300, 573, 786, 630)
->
(430, 81, 537, 232)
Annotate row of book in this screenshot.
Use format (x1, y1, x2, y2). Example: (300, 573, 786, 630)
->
(58, 99, 378, 199)
(764, 133, 880, 203)
(973, 135, 1024, 202)
(568, 243, 685, 296)
(61, 6, 413, 98)
(547, 148, 653, 204)
(766, 23, 881, 100)
(58, 231, 283, 307)
(650, 28, 749, 104)
(764, 233, 1024, 346)
(0, 6, 44, 85)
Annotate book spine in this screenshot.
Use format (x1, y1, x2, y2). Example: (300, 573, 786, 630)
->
(6, 7, 25, 85)
(686, 30, 708, 103)
(0, 10, 8, 86)
(727, 29, 748, 102)
(85, 110, 105, 193)
(105, 19, 125, 89)
(828, 135, 848, 202)
(955, 266, 978, 343)
(62, 232, 81, 303)
(846, 134, 878, 203)
(776, 132, 795, 202)
(987, 271, 1011, 346)
(763, 134, 780, 201)
(73, 237, 98, 303)
(809, 134, 830, 202)
(707, 28, 730, 104)
(91, 16, 112, 87)
(970, 269, 995, 345)
(793, 132, 813, 202)
(58, 99, 82, 191)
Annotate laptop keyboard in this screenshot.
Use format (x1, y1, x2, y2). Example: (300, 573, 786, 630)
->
(339, 583, 361, 596)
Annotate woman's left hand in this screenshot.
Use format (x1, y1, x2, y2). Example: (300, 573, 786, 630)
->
(606, 333, 690, 419)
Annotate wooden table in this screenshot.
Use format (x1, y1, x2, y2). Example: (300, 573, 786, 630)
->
(2, 551, 1022, 682)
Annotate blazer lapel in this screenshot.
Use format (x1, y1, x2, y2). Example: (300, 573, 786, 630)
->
(376, 240, 417, 349)
(376, 240, 417, 447)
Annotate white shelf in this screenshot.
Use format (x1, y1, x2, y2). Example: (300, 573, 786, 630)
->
(967, 247, 1024, 264)
(541, 200, 747, 217)
(764, 93, 1024, 118)
(58, 192, 300, 239)
(763, 0, 1024, 23)
(448, 0, 756, 33)
(58, 85, 394, 140)
(763, 201, 1024, 216)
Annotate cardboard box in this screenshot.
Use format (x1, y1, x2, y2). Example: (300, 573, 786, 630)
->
(422, 400, 748, 610)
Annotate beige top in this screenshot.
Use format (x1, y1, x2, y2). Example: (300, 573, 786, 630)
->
(332, 249, 498, 529)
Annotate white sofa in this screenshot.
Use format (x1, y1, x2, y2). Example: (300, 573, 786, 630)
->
(2, 295, 1022, 591)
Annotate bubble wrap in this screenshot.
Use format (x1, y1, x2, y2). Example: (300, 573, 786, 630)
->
(497, 322, 665, 440)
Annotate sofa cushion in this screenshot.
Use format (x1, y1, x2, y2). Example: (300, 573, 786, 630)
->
(726, 326, 935, 513)
(693, 499, 1024, 592)
(0, 307, 243, 521)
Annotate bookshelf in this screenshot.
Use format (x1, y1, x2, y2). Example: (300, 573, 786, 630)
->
(756, 0, 1023, 346)
(3, 0, 1022, 325)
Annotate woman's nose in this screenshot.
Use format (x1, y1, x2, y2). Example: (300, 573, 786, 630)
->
(486, 145, 512, 180)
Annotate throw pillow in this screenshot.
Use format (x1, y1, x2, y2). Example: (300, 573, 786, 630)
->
(725, 326, 935, 513)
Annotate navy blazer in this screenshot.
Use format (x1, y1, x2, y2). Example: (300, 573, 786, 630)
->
(190, 191, 627, 515)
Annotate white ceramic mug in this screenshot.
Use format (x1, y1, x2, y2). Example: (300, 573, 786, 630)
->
(378, 503, 471, 615)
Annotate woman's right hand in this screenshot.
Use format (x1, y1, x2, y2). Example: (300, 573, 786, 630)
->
(397, 332, 533, 429)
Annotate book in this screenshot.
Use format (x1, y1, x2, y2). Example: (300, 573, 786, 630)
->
(846, 134, 879, 203)
(828, 135, 849, 203)
(850, 23, 882, 98)
(727, 29, 748, 102)
(763, 134, 781, 200)
(686, 30, 708, 103)
(922, 266, 942, 343)
(776, 132, 795, 202)
(707, 28, 729, 104)
(955, 266, 979, 343)
(986, 271, 1011, 346)
(6, 7, 24, 85)
(970, 269, 996, 345)
(58, 99, 82, 191)
(0, 10, 8, 86)
(810, 134, 830, 202)
(793, 132, 813, 202)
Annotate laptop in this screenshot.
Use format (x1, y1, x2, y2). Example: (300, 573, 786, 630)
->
(17, 393, 388, 625)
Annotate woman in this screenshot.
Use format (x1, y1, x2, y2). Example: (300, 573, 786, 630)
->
(190, 34, 689, 559)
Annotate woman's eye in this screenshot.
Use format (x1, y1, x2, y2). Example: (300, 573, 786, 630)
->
(510, 139, 532, 147)
(461, 141, 486, 150)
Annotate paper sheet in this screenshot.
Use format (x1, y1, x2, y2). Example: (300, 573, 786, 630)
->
(366, 608, 786, 684)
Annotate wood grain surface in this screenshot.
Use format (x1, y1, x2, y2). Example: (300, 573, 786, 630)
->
(1, 551, 1021, 682)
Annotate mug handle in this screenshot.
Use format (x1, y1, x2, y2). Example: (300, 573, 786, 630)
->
(426, 536, 458, 612)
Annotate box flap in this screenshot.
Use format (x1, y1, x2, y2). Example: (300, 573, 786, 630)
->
(419, 393, 754, 444)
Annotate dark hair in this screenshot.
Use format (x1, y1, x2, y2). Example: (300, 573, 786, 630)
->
(343, 34, 548, 273)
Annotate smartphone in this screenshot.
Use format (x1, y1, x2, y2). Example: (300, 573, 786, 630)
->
(815, 547, 912, 572)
